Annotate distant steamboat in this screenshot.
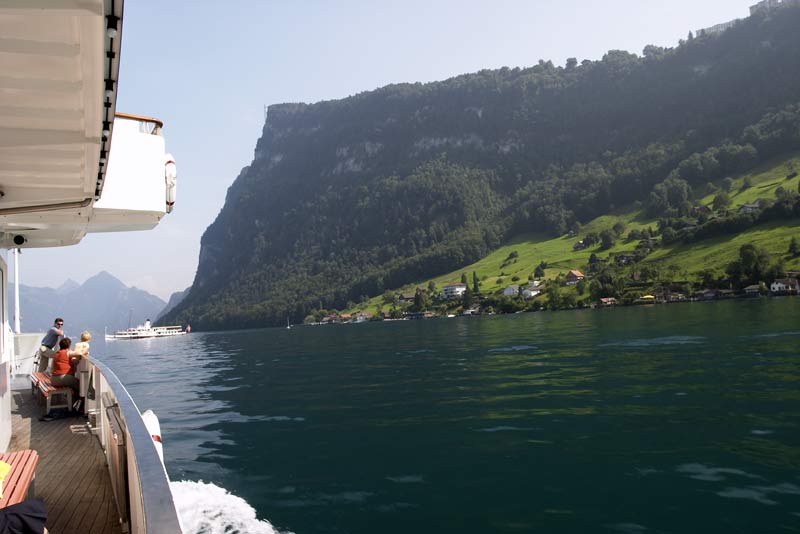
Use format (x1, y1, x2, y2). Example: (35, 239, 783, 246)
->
(106, 320, 188, 340)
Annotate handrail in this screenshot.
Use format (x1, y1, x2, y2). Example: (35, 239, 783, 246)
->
(91, 358, 183, 533)
(115, 112, 164, 129)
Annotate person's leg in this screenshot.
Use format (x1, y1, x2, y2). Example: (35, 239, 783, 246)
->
(36, 346, 50, 372)
(62, 374, 80, 406)
(51, 373, 79, 396)
(0, 498, 47, 532)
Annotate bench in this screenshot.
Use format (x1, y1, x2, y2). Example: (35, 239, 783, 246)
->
(31, 372, 73, 415)
(29, 371, 49, 397)
(0, 450, 39, 508)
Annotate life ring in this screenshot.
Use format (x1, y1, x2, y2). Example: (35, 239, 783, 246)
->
(141, 409, 164, 464)
(165, 153, 177, 213)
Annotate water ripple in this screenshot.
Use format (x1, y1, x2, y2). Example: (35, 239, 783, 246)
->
(599, 335, 706, 348)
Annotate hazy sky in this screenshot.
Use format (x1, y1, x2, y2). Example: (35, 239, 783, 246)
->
(17, 0, 755, 300)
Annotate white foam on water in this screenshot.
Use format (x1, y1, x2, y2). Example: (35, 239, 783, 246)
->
(171, 480, 292, 534)
(752, 331, 800, 338)
(600, 336, 705, 348)
(475, 425, 534, 432)
(676, 463, 763, 482)
(488, 344, 536, 353)
(717, 487, 777, 506)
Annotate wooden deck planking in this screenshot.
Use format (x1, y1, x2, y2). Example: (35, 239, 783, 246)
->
(10, 390, 123, 534)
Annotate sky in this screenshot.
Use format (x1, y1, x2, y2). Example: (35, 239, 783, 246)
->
(17, 0, 756, 300)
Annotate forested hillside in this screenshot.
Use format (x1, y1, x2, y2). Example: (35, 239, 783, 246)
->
(164, 7, 800, 330)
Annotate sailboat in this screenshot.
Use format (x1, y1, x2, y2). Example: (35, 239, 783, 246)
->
(286, 316, 291, 330)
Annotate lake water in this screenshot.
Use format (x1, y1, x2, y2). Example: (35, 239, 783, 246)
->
(98, 298, 800, 534)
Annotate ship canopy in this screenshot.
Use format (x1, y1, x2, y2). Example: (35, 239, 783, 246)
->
(0, 0, 175, 249)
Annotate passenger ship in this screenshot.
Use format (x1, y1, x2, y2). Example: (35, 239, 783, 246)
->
(0, 1, 184, 532)
(106, 324, 187, 340)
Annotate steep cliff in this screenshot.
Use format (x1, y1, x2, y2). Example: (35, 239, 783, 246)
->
(164, 8, 800, 329)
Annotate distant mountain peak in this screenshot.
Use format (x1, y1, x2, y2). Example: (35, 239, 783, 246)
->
(88, 270, 119, 282)
(56, 278, 79, 294)
(83, 271, 125, 290)
(14, 270, 167, 333)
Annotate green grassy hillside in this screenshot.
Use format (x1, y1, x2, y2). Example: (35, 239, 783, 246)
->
(346, 152, 800, 315)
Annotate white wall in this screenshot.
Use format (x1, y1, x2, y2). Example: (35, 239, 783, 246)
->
(95, 118, 167, 214)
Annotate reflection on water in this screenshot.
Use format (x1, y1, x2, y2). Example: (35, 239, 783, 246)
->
(99, 298, 800, 534)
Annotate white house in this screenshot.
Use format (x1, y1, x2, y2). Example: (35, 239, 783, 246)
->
(522, 288, 540, 299)
(770, 278, 799, 294)
(442, 283, 467, 300)
(503, 285, 520, 297)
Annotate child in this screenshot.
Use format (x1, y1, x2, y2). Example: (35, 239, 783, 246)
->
(70, 331, 90, 376)
(73, 331, 91, 357)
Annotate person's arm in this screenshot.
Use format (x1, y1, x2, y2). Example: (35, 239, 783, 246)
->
(67, 349, 87, 358)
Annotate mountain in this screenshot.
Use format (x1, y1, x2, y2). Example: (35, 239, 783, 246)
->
(163, 7, 800, 331)
(14, 271, 167, 336)
(156, 288, 189, 321)
(55, 279, 79, 294)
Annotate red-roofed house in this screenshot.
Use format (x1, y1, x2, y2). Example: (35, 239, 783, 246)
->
(565, 270, 585, 286)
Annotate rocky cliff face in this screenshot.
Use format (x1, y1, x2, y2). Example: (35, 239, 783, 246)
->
(163, 8, 800, 330)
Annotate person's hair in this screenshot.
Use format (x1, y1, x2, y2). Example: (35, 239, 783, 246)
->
(59, 337, 71, 349)
(80, 331, 92, 342)
(54, 317, 64, 325)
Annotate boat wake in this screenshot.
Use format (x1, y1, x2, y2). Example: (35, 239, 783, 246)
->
(171, 480, 292, 534)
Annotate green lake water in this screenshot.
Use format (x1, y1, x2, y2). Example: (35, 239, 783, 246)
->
(101, 298, 800, 533)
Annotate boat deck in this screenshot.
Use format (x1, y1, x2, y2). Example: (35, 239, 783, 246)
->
(8, 388, 123, 534)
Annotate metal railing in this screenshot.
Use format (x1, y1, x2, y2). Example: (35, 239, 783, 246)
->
(89, 358, 183, 533)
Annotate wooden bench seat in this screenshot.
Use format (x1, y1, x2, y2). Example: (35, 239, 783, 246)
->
(29, 371, 49, 397)
(0, 450, 39, 508)
(32, 372, 73, 414)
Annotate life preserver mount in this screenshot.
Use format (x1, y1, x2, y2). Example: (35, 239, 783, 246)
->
(165, 153, 177, 213)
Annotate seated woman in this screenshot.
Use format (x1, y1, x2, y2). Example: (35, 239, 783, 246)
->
(49, 337, 86, 400)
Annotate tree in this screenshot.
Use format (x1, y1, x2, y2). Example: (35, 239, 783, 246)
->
(566, 57, 578, 71)
(612, 222, 626, 236)
(576, 279, 587, 295)
(697, 268, 720, 289)
(712, 192, 731, 211)
(427, 280, 438, 296)
(726, 244, 772, 287)
(413, 291, 429, 312)
(546, 284, 561, 310)
(661, 227, 678, 243)
(722, 177, 735, 192)
(462, 285, 474, 309)
(600, 229, 616, 250)
(472, 271, 480, 293)
(460, 272, 468, 284)
(790, 236, 799, 257)
(534, 261, 546, 278)
(382, 290, 395, 304)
